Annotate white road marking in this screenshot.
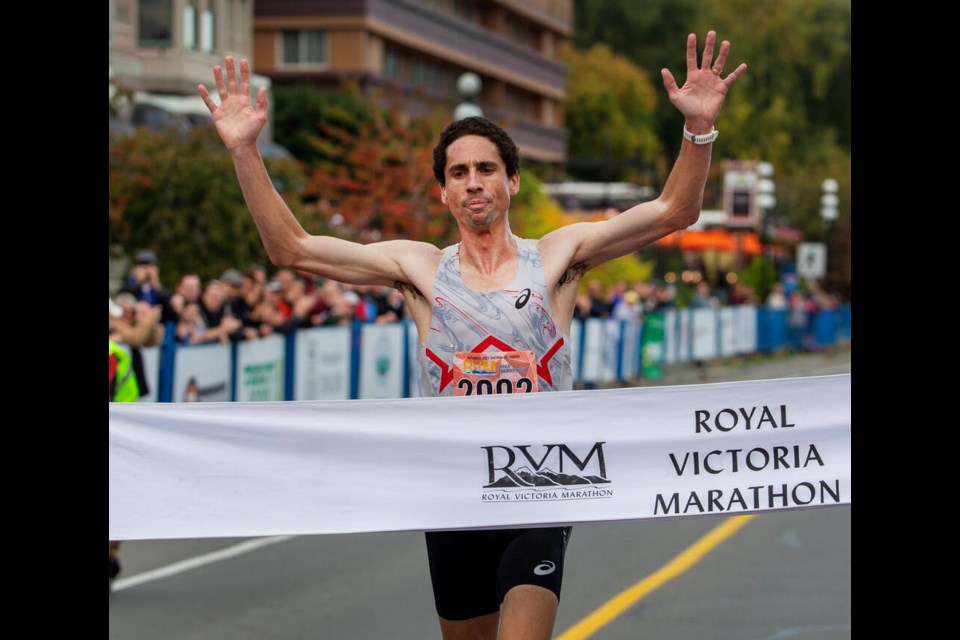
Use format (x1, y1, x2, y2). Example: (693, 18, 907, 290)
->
(111, 536, 296, 592)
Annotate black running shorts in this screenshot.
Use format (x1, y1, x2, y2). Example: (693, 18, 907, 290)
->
(424, 526, 573, 621)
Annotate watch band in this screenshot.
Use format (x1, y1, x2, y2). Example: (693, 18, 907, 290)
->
(683, 126, 719, 145)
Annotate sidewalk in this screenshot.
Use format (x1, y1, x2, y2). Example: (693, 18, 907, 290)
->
(615, 346, 852, 388)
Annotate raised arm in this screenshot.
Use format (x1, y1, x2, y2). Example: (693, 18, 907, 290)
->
(540, 31, 747, 275)
(197, 57, 436, 288)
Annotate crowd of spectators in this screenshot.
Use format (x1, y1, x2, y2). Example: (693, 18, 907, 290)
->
(111, 249, 843, 349)
(111, 250, 408, 347)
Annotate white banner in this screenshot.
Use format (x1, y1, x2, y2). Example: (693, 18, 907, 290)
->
(172, 342, 231, 402)
(719, 307, 737, 357)
(110, 374, 851, 540)
(358, 323, 406, 399)
(664, 310, 677, 365)
(677, 309, 691, 363)
(139, 345, 160, 402)
(294, 326, 351, 401)
(236, 334, 285, 402)
(736, 304, 758, 354)
(569, 319, 582, 380)
(691, 308, 718, 361)
(620, 319, 641, 380)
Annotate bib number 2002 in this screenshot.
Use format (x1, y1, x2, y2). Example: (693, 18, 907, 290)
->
(456, 376, 534, 395)
(451, 350, 540, 396)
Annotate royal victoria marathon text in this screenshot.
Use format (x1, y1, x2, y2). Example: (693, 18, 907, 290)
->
(654, 404, 842, 515)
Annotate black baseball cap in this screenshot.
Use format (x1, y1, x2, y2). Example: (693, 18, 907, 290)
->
(135, 250, 159, 265)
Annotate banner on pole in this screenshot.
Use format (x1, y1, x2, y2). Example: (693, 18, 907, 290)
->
(110, 374, 851, 540)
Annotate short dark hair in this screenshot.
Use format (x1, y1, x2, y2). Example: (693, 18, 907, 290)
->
(432, 117, 519, 185)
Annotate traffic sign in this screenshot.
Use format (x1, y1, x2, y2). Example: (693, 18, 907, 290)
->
(797, 243, 827, 279)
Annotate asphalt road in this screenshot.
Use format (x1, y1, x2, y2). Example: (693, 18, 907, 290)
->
(109, 348, 851, 640)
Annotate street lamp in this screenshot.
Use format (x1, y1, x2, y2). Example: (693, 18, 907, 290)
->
(454, 72, 483, 120)
(756, 162, 776, 301)
(821, 178, 839, 288)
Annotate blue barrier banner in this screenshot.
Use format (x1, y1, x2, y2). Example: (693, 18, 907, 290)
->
(811, 312, 837, 349)
(140, 306, 850, 403)
(758, 308, 788, 352)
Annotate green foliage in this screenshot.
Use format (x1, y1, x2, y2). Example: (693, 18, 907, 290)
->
(563, 43, 663, 182)
(302, 99, 455, 246)
(272, 83, 374, 165)
(571, 0, 851, 294)
(108, 125, 306, 286)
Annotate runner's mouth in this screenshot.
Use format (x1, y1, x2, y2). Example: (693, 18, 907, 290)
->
(465, 199, 490, 210)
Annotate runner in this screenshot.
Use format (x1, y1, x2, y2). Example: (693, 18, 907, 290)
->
(199, 30, 745, 640)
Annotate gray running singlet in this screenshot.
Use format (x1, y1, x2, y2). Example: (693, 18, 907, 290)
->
(418, 236, 572, 396)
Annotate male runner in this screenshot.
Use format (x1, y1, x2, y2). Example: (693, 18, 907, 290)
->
(199, 30, 745, 640)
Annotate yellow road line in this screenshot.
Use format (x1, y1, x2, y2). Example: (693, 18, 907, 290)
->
(555, 515, 757, 640)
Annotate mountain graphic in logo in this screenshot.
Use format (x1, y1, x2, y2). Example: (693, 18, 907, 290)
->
(484, 466, 611, 489)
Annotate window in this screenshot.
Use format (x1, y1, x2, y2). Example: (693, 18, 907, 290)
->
(384, 49, 399, 79)
(201, 8, 215, 53)
(505, 86, 535, 121)
(183, 2, 197, 50)
(115, 0, 131, 23)
(451, 0, 477, 22)
(138, 0, 173, 48)
(281, 30, 327, 66)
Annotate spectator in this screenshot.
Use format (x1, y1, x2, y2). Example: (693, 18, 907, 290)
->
(199, 279, 227, 327)
(170, 272, 202, 318)
(585, 279, 612, 318)
(109, 292, 164, 398)
(766, 282, 788, 309)
(219, 268, 257, 340)
(120, 250, 178, 324)
(176, 299, 242, 344)
(377, 287, 408, 323)
(612, 289, 642, 322)
(787, 289, 812, 351)
(220, 268, 246, 319)
(691, 280, 716, 308)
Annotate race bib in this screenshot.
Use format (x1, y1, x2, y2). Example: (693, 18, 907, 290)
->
(452, 350, 539, 396)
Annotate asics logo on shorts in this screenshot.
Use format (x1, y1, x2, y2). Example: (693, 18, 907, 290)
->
(533, 560, 556, 576)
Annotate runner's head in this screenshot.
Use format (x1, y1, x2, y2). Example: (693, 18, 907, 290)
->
(433, 117, 519, 186)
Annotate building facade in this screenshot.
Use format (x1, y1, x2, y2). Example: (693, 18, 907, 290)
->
(252, 0, 570, 163)
(109, 0, 285, 147)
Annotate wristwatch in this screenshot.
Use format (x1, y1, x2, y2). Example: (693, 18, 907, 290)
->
(683, 126, 719, 145)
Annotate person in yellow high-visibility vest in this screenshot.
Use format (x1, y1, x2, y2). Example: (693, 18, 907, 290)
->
(109, 337, 139, 593)
(109, 339, 140, 403)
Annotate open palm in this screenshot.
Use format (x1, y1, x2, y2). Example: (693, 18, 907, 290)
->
(198, 56, 268, 151)
(661, 31, 747, 126)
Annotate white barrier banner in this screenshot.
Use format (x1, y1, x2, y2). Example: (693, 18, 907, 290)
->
(173, 342, 231, 402)
(109, 374, 851, 540)
(692, 308, 718, 361)
(294, 326, 351, 401)
(358, 323, 405, 399)
(236, 334, 285, 402)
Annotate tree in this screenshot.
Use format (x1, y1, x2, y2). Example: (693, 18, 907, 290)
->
(572, 0, 701, 164)
(570, 0, 852, 297)
(302, 99, 455, 247)
(109, 125, 307, 286)
(511, 170, 654, 289)
(563, 43, 664, 183)
(272, 83, 375, 165)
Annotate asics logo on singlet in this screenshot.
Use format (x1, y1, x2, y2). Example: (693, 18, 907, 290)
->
(533, 560, 556, 576)
(515, 288, 531, 309)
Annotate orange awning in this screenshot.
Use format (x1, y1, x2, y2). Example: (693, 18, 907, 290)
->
(655, 229, 762, 255)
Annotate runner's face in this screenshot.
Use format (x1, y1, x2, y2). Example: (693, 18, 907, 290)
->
(441, 135, 519, 230)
